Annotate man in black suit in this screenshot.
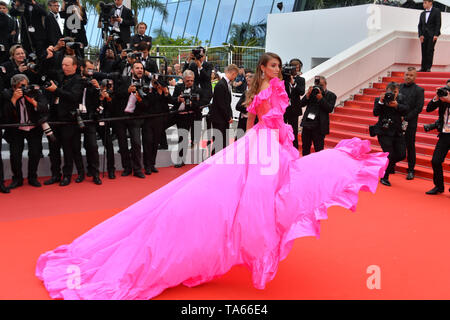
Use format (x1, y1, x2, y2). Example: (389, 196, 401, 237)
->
(2, 74, 49, 189)
(110, 0, 135, 47)
(112, 61, 147, 179)
(45, 0, 64, 47)
(0, 2, 17, 64)
(130, 22, 152, 49)
(284, 58, 305, 149)
(399, 67, 424, 180)
(9, 0, 48, 56)
(44, 55, 84, 187)
(170, 70, 203, 167)
(136, 42, 158, 75)
(209, 64, 239, 154)
(372, 82, 408, 187)
(424, 80, 450, 195)
(418, 0, 441, 72)
(300, 76, 336, 156)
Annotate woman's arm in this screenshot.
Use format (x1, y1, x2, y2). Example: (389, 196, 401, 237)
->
(246, 112, 256, 131)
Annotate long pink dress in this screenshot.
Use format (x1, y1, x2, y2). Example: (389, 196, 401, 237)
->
(36, 77, 388, 300)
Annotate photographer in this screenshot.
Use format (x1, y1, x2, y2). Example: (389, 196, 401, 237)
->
(9, 0, 47, 56)
(284, 58, 306, 149)
(2, 74, 49, 189)
(44, 55, 84, 187)
(183, 46, 213, 101)
(141, 74, 170, 174)
(372, 82, 408, 186)
(99, 45, 119, 73)
(43, 37, 83, 79)
(399, 67, 425, 180)
(45, 0, 64, 47)
(424, 79, 450, 195)
(113, 61, 147, 178)
(0, 1, 17, 64)
(0, 94, 10, 193)
(109, 0, 135, 46)
(136, 42, 158, 75)
(299, 75, 336, 156)
(170, 70, 202, 168)
(60, 0, 88, 49)
(0, 44, 38, 89)
(232, 66, 246, 94)
(130, 22, 152, 49)
(79, 59, 102, 185)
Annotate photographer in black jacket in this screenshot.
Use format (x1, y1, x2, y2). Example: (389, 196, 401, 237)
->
(372, 82, 408, 186)
(0, 89, 10, 193)
(399, 67, 425, 180)
(141, 75, 170, 174)
(2, 73, 49, 189)
(283, 58, 305, 149)
(300, 75, 336, 156)
(79, 59, 101, 185)
(424, 79, 450, 195)
(44, 55, 84, 187)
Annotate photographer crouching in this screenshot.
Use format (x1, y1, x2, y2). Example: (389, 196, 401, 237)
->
(79, 59, 102, 185)
(371, 82, 408, 187)
(424, 79, 450, 195)
(2, 74, 49, 189)
(44, 55, 84, 186)
(299, 75, 336, 156)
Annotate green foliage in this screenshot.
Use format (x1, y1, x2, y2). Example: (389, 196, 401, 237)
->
(227, 21, 267, 47)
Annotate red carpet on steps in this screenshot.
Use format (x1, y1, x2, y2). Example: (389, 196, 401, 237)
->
(328, 70, 450, 183)
(0, 164, 449, 300)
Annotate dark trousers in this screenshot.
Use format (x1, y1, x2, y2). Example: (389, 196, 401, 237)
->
(97, 124, 116, 173)
(189, 115, 202, 144)
(405, 123, 418, 172)
(175, 114, 194, 162)
(82, 123, 100, 177)
(114, 119, 143, 172)
(9, 128, 43, 180)
(60, 125, 84, 177)
(285, 114, 299, 149)
(301, 127, 325, 156)
(142, 116, 165, 169)
(0, 129, 5, 182)
(211, 121, 229, 155)
(47, 126, 62, 178)
(431, 133, 450, 189)
(421, 36, 437, 71)
(378, 134, 406, 179)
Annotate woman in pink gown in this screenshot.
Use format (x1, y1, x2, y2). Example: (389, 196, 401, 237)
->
(36, 52, 388, 300)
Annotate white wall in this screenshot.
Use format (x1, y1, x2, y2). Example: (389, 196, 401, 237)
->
(266, 4, 450, 72)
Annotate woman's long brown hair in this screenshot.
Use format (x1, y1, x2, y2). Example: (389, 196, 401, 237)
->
(243, 52, 283, 108)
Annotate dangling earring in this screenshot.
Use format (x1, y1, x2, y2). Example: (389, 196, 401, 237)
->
(261, 71, 265, 79)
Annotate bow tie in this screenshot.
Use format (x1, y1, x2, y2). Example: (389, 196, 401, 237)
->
(115, 6, 122, 10)
(426, 10, 431, 12)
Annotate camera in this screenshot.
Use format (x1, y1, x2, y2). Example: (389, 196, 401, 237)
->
(24, 53, 39, 72)
(311, 76, 323, 98)
(41, 75, 58, 89)
(128, 52, 143, 61)
(151, 74, 169, 88)
(132, 78, 150, 98)
(99, 1, 115, 23)
(181, 91, 200, 106)
(101, 78, 113, 94)
(384, 91, 395, 104)
(423, 119, 442, 132)
(21, 84, 41, 99)
(66, 42, 83, 51)
(71, 109, 85, 129)
(282, 64, 297, 81)
(436, 86, 449, 98)
(381, 118, 393, 130)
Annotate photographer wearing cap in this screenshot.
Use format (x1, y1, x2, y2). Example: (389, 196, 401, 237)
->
(113, 61, 148, 178)
(284, 58, 305, 149)
(44, 55, 84, 187)
(372, 82, 408, 187)
(424, 79, 450, 195)
(2, 73, 49, 189)
(300, 75, 336, 156)
(399, 67, 425, 180)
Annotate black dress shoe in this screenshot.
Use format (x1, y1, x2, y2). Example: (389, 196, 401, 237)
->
(93, 176, 102, 185)
(0, 183, 10, 194)
(426, 186, 444, 195)
(44, 176, 61, 185)
(121, 169, 132, 177)
(28, 178, 42, 187)
(380, 178, 391, 187)
(60, 177, 71, 186)
(133, 171, 145, 179)
(144, 168, 152, 175)
(108, 171, 116, 179)
(75, 173, 85, 183)
(174, 162, 185, 168)
(8, 179, 23, 189)
(151, 166, 159, 173)
(406, 172, 414, 180)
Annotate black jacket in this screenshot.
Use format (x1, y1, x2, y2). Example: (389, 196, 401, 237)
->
(171, 83, 203, 114)
(0, 60, 39, 89)
(80, 79, 101, 120)
(183, 60, 213, 101)
(53, 73, 83, 122)
(113, 6, 135, 45)
(0, 12, 16, 48)
(373, 96, 408, 137)
(142, 89, 171, 115)
(418, 6, 441, 38)
(9, 2, 47, 42)
(284, 75, 306, 118)
(130, 34, 152, 49)
(142, 56, 159, 74)
(60, 5, 88, 46)
(399, 82, 424, 125)
(45, 12, 63, 47)
(112, 75, 149, 116)
(209, 77, 232, 124)
(426, 98, 450, 136)
(300, 89, 336, 135)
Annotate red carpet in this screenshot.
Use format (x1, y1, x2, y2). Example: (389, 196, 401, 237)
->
(0, 165, 449, 300)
